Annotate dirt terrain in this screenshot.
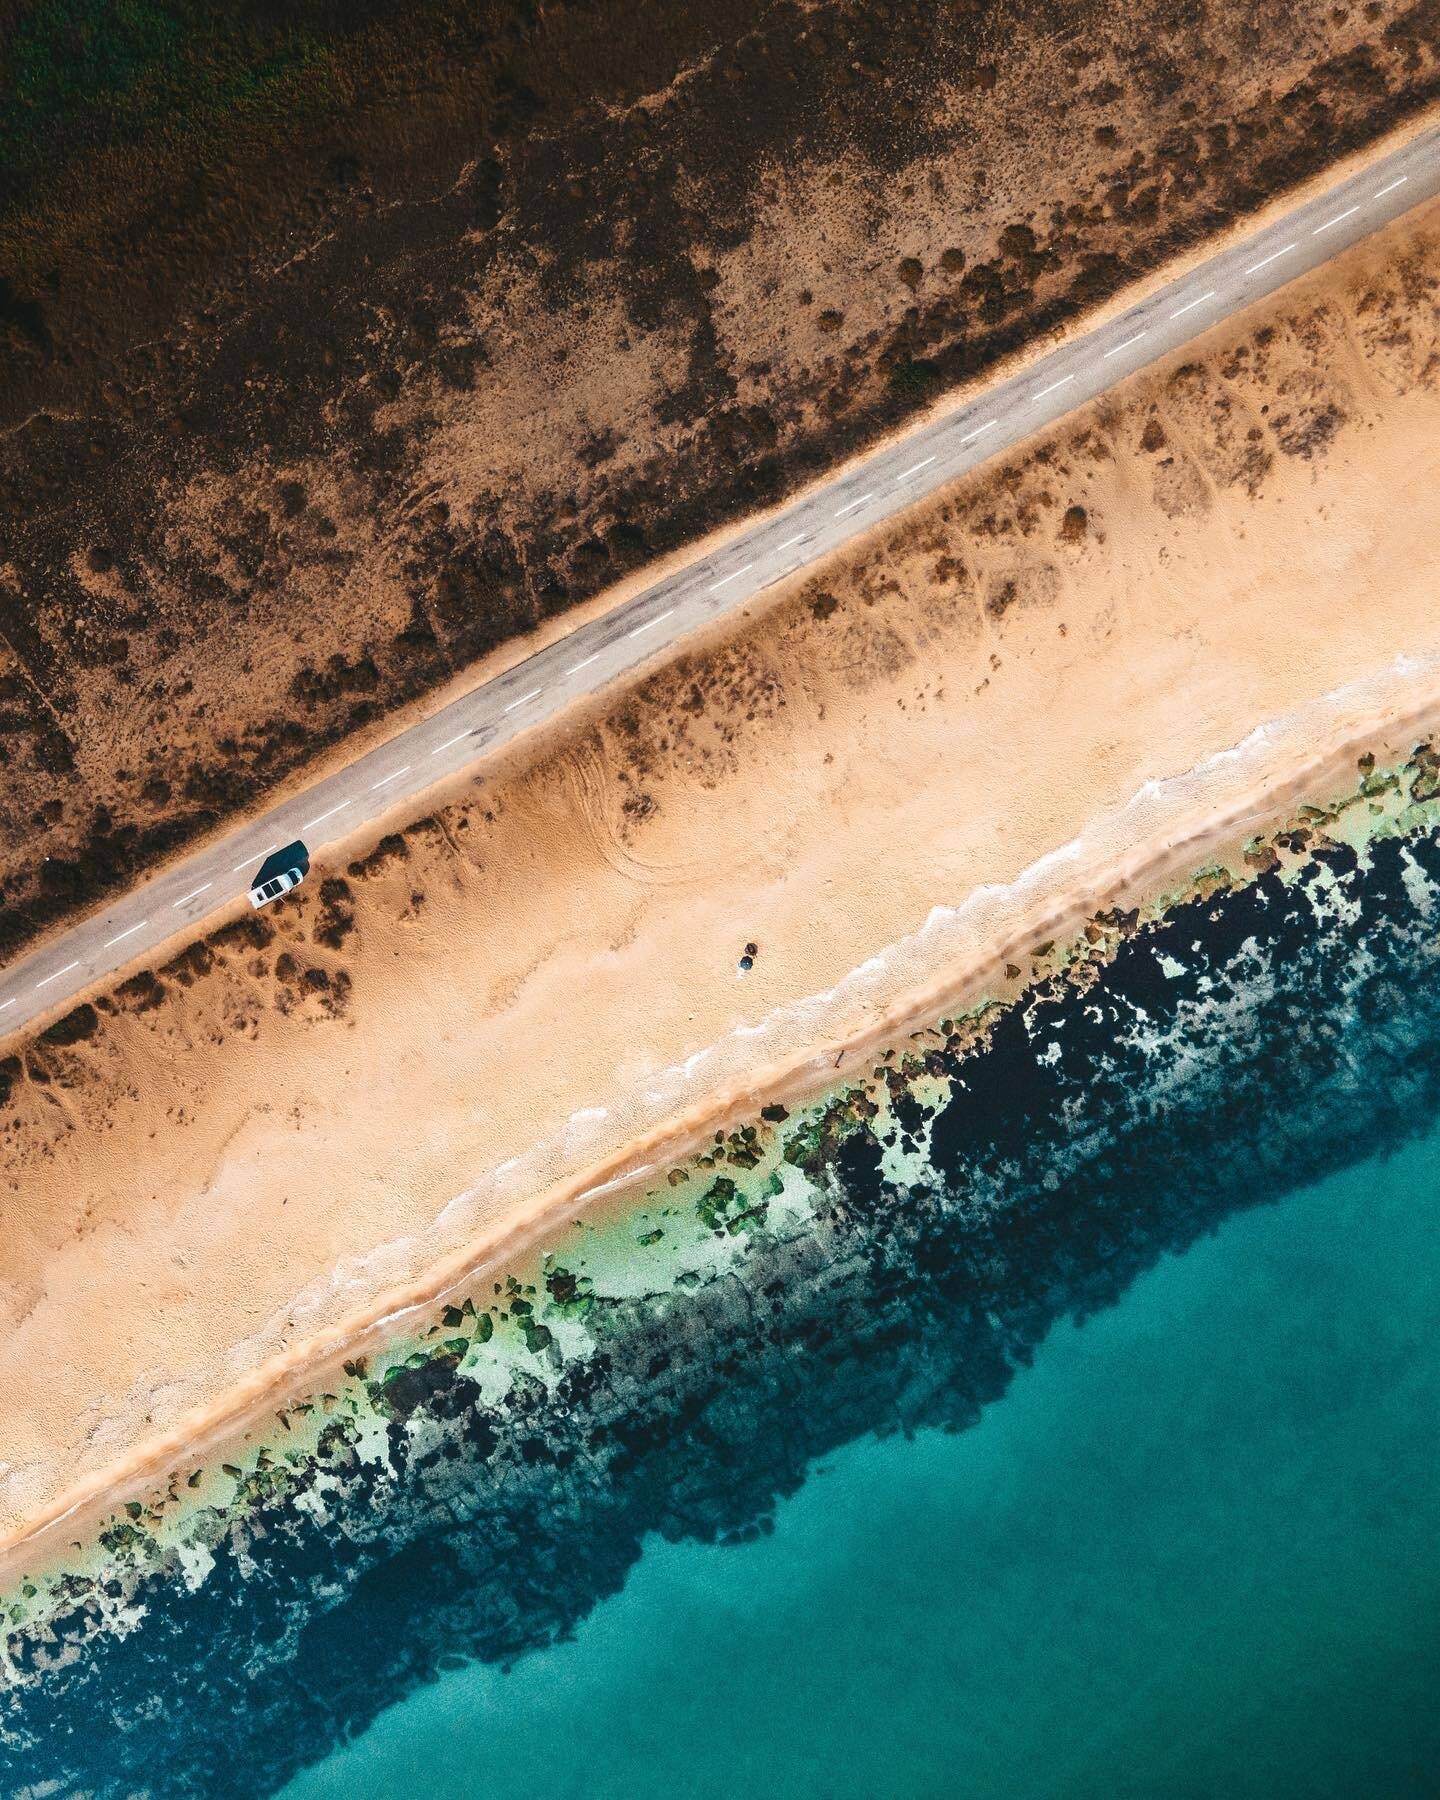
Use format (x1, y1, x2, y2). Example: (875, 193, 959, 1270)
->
(1, 0, 1438, 963)
(1, 199, 1438, 1537)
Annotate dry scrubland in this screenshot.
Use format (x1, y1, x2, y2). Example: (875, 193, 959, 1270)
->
(1, 0, 1438, 962)
(2, 205, 1440, 1538)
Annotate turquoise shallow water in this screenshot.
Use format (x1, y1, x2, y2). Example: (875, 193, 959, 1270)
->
(284, 1120, 1440, 1799)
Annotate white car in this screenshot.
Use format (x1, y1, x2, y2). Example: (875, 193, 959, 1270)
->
(249, 867, 304, 909)
(248, 840, 310, 909)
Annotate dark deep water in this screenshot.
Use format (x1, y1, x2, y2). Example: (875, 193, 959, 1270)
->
(284, 1124, 1440, 1800)
(8, 825, 1440, 1797)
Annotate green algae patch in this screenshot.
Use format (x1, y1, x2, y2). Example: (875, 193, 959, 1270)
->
(696, 1175, 770, 1237)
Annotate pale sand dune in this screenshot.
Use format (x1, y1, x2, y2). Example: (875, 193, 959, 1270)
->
(3, 203, 1440, 1553)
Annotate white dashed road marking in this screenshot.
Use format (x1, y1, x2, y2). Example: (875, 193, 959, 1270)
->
(833, 493, 874, 518)
(303, 801, 351, 831)
(1033, 375, 1075, 401)
(232, 843, 278, 873)
(1104, 331, 1147, 358)
(0, 999, 13, 1012)
(1375, 176, 1409, 199)
(709, 564, 753, 593)
(430, 732, 470, 756)
(502, 689, 543, 714)
(1245, 243, 1296, 275)
(35, 962, 79, 990)
(960, 419, 998, 444)
(1313, 206, 1359, 235)
(627, 608, 675, 638)
(370, 766, 410, 790)
(567, 653, 600, 675)
(1169, 290, 1215, 320)
(174, 884, 213, 909)
(776, 532, 809, 551)
(895, 456, 936, 482)
(104, 920, 148, 948)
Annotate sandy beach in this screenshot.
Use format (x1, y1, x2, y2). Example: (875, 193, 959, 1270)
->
(3, 195, 1440, 1561)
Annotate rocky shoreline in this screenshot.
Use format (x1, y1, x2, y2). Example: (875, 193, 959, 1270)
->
(7, 770, 1440, 1793)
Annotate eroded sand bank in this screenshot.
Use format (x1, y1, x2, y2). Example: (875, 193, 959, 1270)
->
(3, 200, 1440, 1547)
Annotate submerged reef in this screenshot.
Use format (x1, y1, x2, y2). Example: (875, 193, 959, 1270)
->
(6, 753, 1440, 1793)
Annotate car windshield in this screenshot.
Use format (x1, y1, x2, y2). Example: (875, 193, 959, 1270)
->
(254, 862, 302, 901)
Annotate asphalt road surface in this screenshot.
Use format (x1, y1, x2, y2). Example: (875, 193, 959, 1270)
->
(4, 126, 1438, 1040)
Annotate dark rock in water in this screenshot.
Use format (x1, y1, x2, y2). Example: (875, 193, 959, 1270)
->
(378, 1352, 473, 1424)
(8, 825, 1440, 1796)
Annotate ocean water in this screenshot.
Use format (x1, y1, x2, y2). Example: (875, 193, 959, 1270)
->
(11, 804, 1440, 1796)
(285, 1125, 1440, 1800)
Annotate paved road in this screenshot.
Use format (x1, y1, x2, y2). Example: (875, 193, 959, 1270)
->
(3, 127, 1437, 1039)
